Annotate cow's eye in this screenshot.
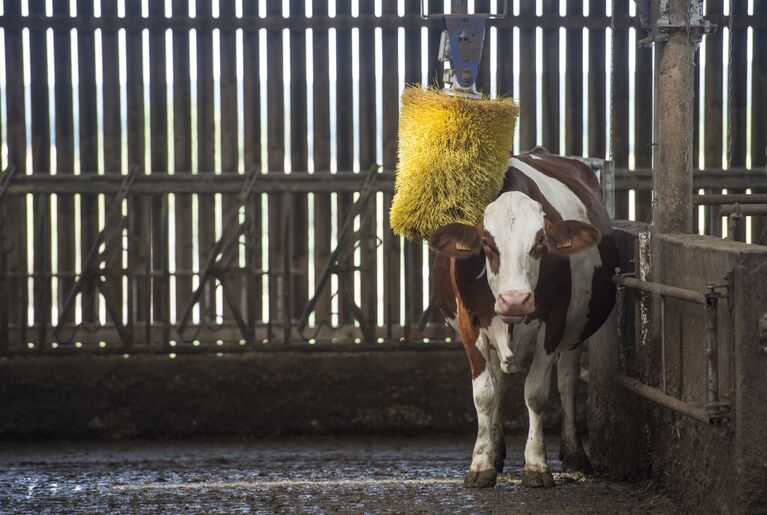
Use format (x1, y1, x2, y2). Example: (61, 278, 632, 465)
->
(536, 234, 546, 245)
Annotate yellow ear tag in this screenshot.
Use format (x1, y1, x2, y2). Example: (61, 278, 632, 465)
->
(555, 239, 573, 249)
(455, 241, 472, 251)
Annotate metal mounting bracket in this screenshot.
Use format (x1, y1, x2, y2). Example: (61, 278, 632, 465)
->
(421, 1, 508, 96)
(636, 0, 715, 46)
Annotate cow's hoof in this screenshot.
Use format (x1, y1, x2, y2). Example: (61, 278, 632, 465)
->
(521, 468, 555, 488)
(562, 453, 593, 475)
(463, 469, 497, 488)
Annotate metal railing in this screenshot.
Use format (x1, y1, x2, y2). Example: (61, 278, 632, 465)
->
(613, 271, 731, 426)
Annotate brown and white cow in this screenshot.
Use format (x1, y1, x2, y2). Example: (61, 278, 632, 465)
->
(429, 148, 618, 488)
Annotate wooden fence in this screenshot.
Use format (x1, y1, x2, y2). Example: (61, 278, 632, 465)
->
(0, 0, 765, 354)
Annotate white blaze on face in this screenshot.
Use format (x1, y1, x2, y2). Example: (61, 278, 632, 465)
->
(483, 192, 545, 311)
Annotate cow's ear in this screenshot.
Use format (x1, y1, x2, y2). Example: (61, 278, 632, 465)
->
(544, 219, 601, 255)
(429, 223, 483, 259)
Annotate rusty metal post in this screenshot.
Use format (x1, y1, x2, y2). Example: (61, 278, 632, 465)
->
(727, 209, 743, 241)
(652, 0, 707, 234)
(704, 288, 720, 406)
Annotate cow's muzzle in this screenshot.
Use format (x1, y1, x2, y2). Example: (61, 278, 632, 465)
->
(496, 290, 535, 324)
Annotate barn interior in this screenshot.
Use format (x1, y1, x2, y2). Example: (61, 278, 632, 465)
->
(1, 0, 766, 513)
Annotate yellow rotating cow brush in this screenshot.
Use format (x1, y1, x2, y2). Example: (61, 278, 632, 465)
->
(390, 4, 519, 241)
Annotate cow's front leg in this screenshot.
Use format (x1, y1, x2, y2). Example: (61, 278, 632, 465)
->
(557, 345, 592, 474)
(461, 331, 497, 488)
(522, 331, 556, 488)
(487, 343, 508, 473)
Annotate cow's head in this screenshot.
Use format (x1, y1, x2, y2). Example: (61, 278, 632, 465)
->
(429, 191, 601, 325)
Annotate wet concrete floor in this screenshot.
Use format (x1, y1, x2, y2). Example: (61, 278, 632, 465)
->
(0, 437, 677, 514)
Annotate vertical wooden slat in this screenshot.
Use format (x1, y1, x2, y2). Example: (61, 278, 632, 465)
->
(3, 0, 28, 348)
(335, 0, 354, 325)
(729, 0, 748, 241)
(149, 0, 170, 345)
(426, 0, 443, 324)
(196, 0, 215, 329)
(289, 0, 308, 325)
(474, 0, 490, 95)
(382, 1, 400, 340)
(266, 0, 285, 338)
(588, 0, 607, 161)
(541, 0, 559, 153)
(495, 6, 514, 98)
(612, 0, 630, 220)
(312, 0, 331, 326)
(357, 0, 376, 332)
(752, 1, 767, 244)
(243, 1, 262, 339)
(29, 0, 51, 347)
(101, 0, 123, 327)
(427, 0, 443, 87)
(53, 1, 75, 330)
(634, 41, 653, 223)
(219, 0, 240, 327)
(565, 0, 583, 157)
(404, 0, 423, 341)
(78, 0, 99, 326)
(126, 0, 149, 345)
(172, 0, 193, 324)
(703, 0, 724, 236)
(518, 0, 537, 150)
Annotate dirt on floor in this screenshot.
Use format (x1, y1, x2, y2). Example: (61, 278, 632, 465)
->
(0, 436, 677, 514)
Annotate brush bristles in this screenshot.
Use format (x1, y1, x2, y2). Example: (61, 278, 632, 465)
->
(390, 86, 519, 241)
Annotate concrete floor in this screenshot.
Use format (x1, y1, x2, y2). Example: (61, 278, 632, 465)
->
(0, 437, 677, 514)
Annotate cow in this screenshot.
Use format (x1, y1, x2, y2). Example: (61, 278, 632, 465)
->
(429, 147, 619, 489)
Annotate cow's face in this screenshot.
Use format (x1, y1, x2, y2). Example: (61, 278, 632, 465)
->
(430, 191, 602, 325)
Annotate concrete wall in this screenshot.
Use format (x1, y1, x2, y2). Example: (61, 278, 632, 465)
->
(0, 349, 585, 440)
(589, 224, 767, 514)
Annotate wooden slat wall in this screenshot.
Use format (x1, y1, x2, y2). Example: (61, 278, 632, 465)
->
(149, 0, 170, 346)
(243, 0, 262, 339)
(1, 1, 765, 353)
(126, 0, 148, 345)
(753, 1, 767, 244)
(172, 0, 193, 325)
(289, 0, 309, 324)
(357, 1, 376, 331)
(195, 0, 215, 329)
(29, 0, 50, 348)
(612, 0, 630, 220)
(404, 0, 423, 341)
(311, 0, 331, 328)
(77, 0, 99, 327)
(704, 0, 724, 237)
(266, 0, 284, 339)
(4, 0, 27, 348)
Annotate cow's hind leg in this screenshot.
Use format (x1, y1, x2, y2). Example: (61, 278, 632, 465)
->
(522, 330, 556, 488)
(557, 345, 592, 474)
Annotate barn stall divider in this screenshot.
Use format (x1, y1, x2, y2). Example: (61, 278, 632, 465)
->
(1, 0, 765, 355)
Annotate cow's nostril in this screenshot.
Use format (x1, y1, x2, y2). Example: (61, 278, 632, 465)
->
(498, 290, 535, 315)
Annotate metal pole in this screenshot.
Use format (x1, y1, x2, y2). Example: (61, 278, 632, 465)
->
(452, 0, 468, 15)
(652, 0, 705, 234)
(705, 290, 720, 406)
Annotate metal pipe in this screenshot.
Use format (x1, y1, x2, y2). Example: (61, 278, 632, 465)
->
(613, 275, 707, 304)
(616, 374, 712, 424)
(694, 193, 767, 205)
(720, 203, 767, 216)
